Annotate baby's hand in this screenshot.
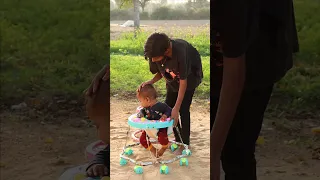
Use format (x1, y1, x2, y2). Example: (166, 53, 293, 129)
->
(137, 113, 143, 118)
(160, 114, 167, 121)
(86, 164, 108, 177)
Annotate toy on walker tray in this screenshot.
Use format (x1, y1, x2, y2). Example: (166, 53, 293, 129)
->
(58, 141, 109, 180)
(120, 107, 192, 175)
(131, 106, 174, 142)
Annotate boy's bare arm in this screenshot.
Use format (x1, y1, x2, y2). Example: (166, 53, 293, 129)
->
(211, 55, 246, 158)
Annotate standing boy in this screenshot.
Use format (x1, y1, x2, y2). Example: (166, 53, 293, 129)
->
(210, 0, 299, 179)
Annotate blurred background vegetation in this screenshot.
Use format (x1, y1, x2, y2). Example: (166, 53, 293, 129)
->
(110, 0, 210, 20)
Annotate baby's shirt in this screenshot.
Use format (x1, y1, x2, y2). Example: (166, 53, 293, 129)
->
(86, 145, 110, 176)
(139, 102, 172, 120)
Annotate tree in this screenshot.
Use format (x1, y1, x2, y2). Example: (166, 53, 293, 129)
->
(133, 0, 140, 30)
(139, 0, 151, 12)
(115, 0, 141, 30)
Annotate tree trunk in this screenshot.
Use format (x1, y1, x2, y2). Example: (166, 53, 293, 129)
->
(133, 0, 140, 37)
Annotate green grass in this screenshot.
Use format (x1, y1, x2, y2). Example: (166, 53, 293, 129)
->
(110, 55, 210, 98)
(0, 0, 109, 104)
(110, 27, 210, 56)
(110, 26, 210, 98)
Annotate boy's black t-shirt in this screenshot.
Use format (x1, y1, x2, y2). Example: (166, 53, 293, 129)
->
(139, 102, 172, 120)
(149, 39, 203, 92)
(211, 0, 299, 97)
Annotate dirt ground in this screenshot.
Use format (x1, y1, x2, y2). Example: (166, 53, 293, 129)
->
(110, 98, 210, 180)
(1, 98, 319, 180)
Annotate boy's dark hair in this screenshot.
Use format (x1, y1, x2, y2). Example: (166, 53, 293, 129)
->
(144, 32, 170, 60)
(138, 84, 158, 99)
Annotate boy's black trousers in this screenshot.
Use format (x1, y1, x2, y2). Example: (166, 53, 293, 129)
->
(165, 89, 195, 145)
(211, 85, 274, 180)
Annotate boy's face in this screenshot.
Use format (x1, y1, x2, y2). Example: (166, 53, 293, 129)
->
(137, 94, 150, 108)
(152, 56, 164, 62)
(151, 48, 170, 62)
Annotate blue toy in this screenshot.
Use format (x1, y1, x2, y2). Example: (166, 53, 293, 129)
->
(120, 158, 127, 166)
(170, 144, 178, 152)
(134, 165, 143, 174)
(124, 148, 133, 155)
(179, 158, 189, 166)
(159, 165, 169, 174)
(182, 149, 192, 156)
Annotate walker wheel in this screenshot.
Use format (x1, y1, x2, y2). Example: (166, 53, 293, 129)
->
(182, 149, 192, 156)
(159, 165, 169, 174)
(124, 148, 133, 156)
(170, 144, 178, 152)
(179, 158, 188, 166)
(120, 158, 127, 166)
(134, 165, 143, 174)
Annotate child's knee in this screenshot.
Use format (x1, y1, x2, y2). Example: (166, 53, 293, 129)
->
(139, 131, 149, 148)
(158, 133, 169, 145)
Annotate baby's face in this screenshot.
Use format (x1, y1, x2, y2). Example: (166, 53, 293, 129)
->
(137, 95, 150, 108)
(92, 117, 109, 144)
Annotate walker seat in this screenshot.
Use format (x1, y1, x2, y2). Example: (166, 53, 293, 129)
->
(85, 140, 107, 161)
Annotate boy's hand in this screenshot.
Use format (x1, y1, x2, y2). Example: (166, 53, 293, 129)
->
(171, 107, 180, 127)
(160, 114, 167, 121)
(86, 164, 109, 177)
(137, 80, 153, 92)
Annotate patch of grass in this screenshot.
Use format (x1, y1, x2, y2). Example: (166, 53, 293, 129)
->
(110, 55, 210, 98)
(0, 0, 109, 104)
(110, 26, 210, 56)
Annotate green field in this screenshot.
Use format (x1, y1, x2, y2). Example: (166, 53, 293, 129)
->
(110, 30, 210, 98)
(1, 0, 319, 116)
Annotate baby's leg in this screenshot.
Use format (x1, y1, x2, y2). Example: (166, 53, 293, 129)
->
(140, 131, 158, 157)
(157, 128, 169, 156)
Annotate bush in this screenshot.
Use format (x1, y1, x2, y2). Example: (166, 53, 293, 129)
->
(110, 6, 210, 20)
(110, 9, 131, 20)
(140, 12, 150, 20)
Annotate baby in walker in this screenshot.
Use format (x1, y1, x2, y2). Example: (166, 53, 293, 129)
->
(136, 84, 172, 157)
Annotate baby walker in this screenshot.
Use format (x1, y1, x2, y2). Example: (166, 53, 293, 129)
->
(119, 106, 192, 175)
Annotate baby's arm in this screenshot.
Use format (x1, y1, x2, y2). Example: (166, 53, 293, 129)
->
(86, 146, 110, 177)
(137, 108, 146, 118)
(163, 103, 172, 118)
(160, 103, 172, 120)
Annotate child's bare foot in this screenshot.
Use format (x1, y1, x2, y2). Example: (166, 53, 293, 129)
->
(150, 146, 159, 158)
(174, 145, 191, 155)
(158, 147, 167, 157)
(174, 146, 184, 155)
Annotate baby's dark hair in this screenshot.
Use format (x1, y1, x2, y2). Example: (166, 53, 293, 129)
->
(144, 32, 170, 60)
(138, 84, 158, 99)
